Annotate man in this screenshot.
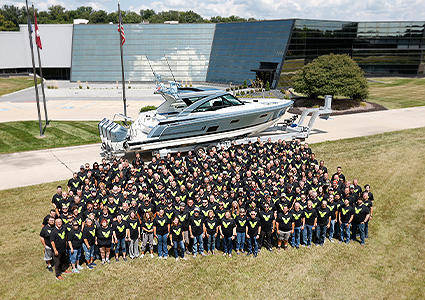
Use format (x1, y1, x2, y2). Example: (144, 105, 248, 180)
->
(40, 216, 55, 272)
(50, 218, 72, 280)
(362, 191, 373, 239)
(176, 202, 190, 254)
(189, 207, 206, 258)
(316, 200, 331, 247)
(352, 197, 370, 245)
(246, 210, 261, 257)
(290, 202, 305, 249)
(276, 205, 294, 250)
(327, 194, 338, 243)
(303, 200, 317, 247)
(338, 199, 354, 243)
(258, 203, 275, 252)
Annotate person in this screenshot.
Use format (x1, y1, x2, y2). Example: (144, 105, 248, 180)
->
(235, 208, 247, 254)
(40, 216, 55, 272)
(82, 218, 96, 269)
(316, 200, 331, 246)
(204, 210, 219, 255)
(338, 199, 354, 244)
(362, 191, 373, 239)
(326, 194, 338, 243)
(127, 210, 141, 259)
(290, 202, 304, 249)
(352, 197, 370, 245)
(176, 202, 190, 255)
(50, 218, 71, 280)
(259, 203, 275, 252)
(154, 208, 170, 259)
(67, 221, 84, 273)
(246, 210, 261, 257)
(276, 205, 294, 250)
(112, 214, 129, 262)
(189, 207, 206, 258)
(140, 211, 155, 258)
(170, 217, 186, 261)
(219, 211, 236, 257)
(96, 218, 113, 264)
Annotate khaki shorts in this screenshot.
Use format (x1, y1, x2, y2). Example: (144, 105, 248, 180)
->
(277, 230, 291, 241)
(44, 246, 53, 261)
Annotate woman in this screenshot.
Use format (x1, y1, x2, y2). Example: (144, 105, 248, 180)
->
(82, 218, 97, 269)
(231, 201, 240, 219)
(219, 211, 236, 257)
(205, 210, 219, 255)
(68, 221, 84, 273)
(96, 218, 113, 264)
(170, 217, 186, 261)
(112, 214, 129, 262)
(127, 210, 140, 259)
(235, 208, 247, 254)
(154, 208, 170, 259)
(140, 211, 154, 258)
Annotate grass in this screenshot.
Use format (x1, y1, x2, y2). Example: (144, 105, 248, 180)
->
(0, 76, 41, 97)
(367, 77, 425, 109)
(0, 121, 101, 154)
(0, 127, 424, 299)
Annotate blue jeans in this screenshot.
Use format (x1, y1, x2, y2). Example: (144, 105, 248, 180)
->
(236, 232, 246, 251)
(83, 243, 94, 260)
(115, 238, 127, 254)
(216, 235, 222, 250)
(157, 233, 168, 257)
(316, 224, 327, 245)
(365, 220, 369, 238)
(192, 234, 204, 254)
(303, 224, 314, 246)
(223, 236, 233, 254)
(207, 234, 216, 252)
(247, 235, 258, 254)
(352, 223, 366, 244)
(291, 227, 302, 247)
(340, 223, 351, 243)
(173, 240, 185, 258)
(328, 219, 336, 240)
(70, 247, 81, 265)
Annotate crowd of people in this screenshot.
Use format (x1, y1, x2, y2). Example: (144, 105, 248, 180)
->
(39, 138, 374, 280)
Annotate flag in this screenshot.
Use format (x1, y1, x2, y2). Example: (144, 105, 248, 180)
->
(118, 13, 125, 45)
(34, 13, 42, 49)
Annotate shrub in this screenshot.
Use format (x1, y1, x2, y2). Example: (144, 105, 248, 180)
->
(265, 81, 270, 91)
(226, 88, 230, 91)
(140, 105, 157, 113)
(243, 80, 247, 88)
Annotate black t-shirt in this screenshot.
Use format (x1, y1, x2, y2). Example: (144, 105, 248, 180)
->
(327, 202, 338, 220)
(40, 224, 54, 247)
(138, 203, 156, 216)
(113, 221, 128, 240)
(317, 207, 331, 226)
(215, 209, 227, 221)
(353, 204, 370, 224)
(221, 218, 235, 237)
(50, 226, 67, 253)
(205, 217, 219, 235)
(247, 217, 261, 236)
(141, 219, 154, 233)
(82, 225, 96, 246)
(303, 208, 317, 226)
(290, 209, 304, 228)
(277, 212, 293, 231)
(154, 216, 169, 236)
(235, 215, 247, 233)
(259, 210, 274, 232)
(68, 228, 83, 249)
(176, 210, 190, 231)
(339, 205, 354, 224)
(96, 226, 113, 247)
(171, 224, 183, 242)
(190, 215, 205, 236)
(128, 218, 140, 240)
(164, 207, 176, 222)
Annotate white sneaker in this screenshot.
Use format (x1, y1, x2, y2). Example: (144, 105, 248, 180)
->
(164, 256, 168, 260)
(72, 269, 80, 273)
(176, 257, 179, 261)
(77, 265, 84, 270)
(150, 253, 154, 258)
(158, 256, 163, 259)
(140, 254, 145, 258)
(182, 257, 187, 260)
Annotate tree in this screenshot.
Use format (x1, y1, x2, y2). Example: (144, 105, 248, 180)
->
(292, 54, 369, 100)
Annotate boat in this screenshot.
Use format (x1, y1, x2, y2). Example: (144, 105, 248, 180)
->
(99, 81, 293, 157)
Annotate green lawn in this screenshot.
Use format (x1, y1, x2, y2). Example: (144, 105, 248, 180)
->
(368, 77, 425, 109)
(0, 76, 41, 97)
(0, 127, 424, 299)
(0, 121, 101, 154)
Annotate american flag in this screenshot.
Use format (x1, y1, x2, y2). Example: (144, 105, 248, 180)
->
(118, 13, 125, 45)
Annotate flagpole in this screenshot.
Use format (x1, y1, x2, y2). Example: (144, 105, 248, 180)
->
(25, 0, 43, 137)
(118, 0, 127, 125)
(33, 2, 49, 126)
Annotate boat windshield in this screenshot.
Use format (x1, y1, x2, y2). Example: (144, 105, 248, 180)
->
(192, 94, 244, 113)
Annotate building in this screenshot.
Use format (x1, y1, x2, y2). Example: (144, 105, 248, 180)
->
(0, 19, 424, 87)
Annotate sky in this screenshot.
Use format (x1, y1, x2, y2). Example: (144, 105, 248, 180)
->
(1, 0, 425, 21)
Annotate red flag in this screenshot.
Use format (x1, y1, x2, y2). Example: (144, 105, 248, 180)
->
(118, 13, 125, 46)
(34, 13, 42, 49)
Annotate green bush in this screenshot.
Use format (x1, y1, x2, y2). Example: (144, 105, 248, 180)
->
(292, 54, 369, 100)
(243, 80, 247, 88)
(140, 105, 157, 113)
(265, 81, 270, 91)
(226, 88, 230, 91)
